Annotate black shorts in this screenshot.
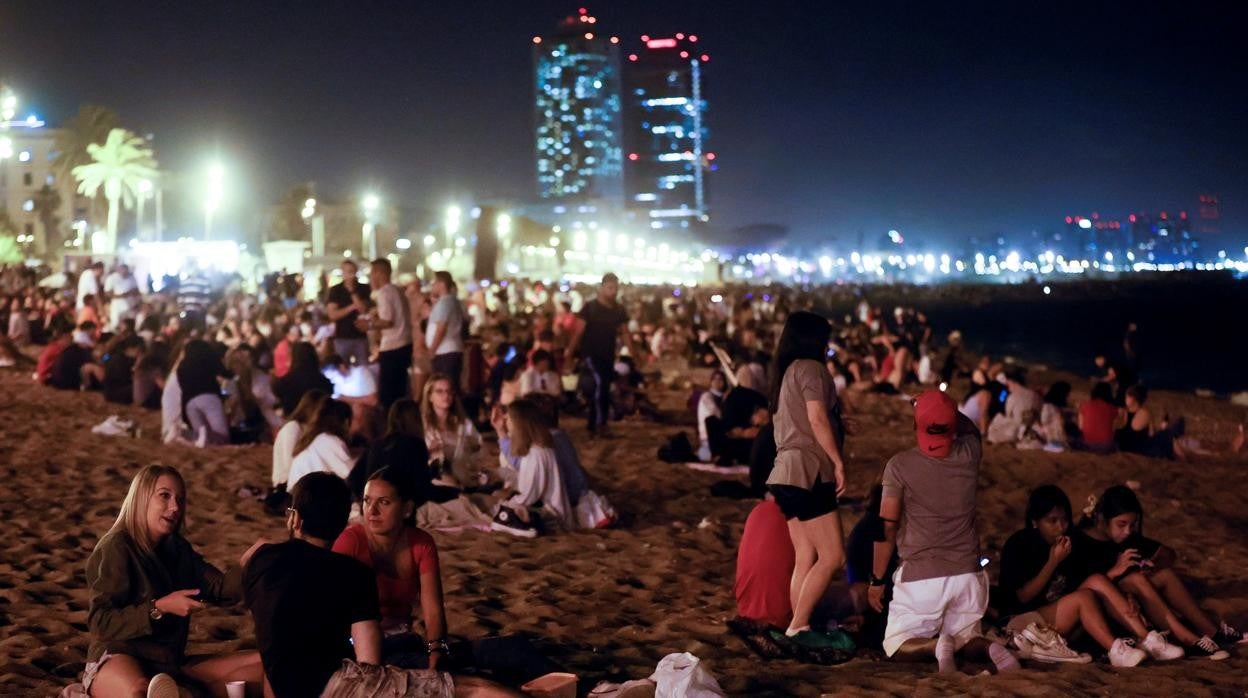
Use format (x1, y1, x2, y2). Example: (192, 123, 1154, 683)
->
(768, 481, 839, 521)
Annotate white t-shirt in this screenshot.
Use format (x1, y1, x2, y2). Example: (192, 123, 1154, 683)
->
(104, 272, 139, 305)
(271, 421, 302, 486)
(519, 367, 561, 398)
(507, 445, 574, 530)
(373, 283, 411, 352)
(77, 270, 101, 309)
(425, 295, 465, 355)
(322, 365, 378, 399)
(287, 432, 354, 489)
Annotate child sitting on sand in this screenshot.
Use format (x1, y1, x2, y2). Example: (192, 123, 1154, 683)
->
(1068, 485, 1243, 659)
(996, 485, 1181, 666)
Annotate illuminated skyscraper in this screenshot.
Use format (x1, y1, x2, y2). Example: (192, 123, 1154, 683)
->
(532, 9, 623, 207)
(624, 33, 711, 231)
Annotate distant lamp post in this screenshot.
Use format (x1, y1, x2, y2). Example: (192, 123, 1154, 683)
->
(302, 196, 325, 257)
(203, 162, 225, 240)
(361, 193, 380, 260)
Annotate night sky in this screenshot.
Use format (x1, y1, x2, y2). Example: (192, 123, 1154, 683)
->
(2, 1, 1245, 249)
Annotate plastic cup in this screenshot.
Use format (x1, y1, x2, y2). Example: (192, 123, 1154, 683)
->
(225, 680, 246, 698)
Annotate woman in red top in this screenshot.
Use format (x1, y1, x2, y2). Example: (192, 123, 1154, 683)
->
(332, 467, 447, 668)
(1077, 382, 1119, 452)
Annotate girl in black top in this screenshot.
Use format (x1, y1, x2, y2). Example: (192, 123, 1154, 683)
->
(1074, 485, 1241, 659)
(998, 486, 1169, 665)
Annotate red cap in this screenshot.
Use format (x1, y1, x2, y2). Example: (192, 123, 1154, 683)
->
(914, 390, 958, 457)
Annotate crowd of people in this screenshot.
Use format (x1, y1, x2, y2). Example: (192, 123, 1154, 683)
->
(0, 258, 1244, 695)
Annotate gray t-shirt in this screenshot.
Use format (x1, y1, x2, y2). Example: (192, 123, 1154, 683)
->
(426, 295, 465, 355)
(881, 433, 982, 583)
(766, 359, 843, 490)
(374, 283, 411, 352)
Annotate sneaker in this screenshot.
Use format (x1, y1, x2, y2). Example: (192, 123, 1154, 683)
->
(1214, 621, 1247, 646)
(1108, 638, 1147, 667)
(147, 673, 181, 698)
(1016, 623, 1091, 664)
(491, 508, 538, 538)
(1190, 635, 1230, 660)
(1140, 630, 1185, 661)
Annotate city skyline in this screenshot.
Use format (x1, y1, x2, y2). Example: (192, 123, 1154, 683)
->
(1, 1, 1245, 248)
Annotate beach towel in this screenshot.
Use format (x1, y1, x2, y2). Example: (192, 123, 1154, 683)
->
(416, 496, 494, 532)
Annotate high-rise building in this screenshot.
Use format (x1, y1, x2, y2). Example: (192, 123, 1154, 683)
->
(623, 33, 711, 231)
(532, 9, 623, 209)
(1196, 194, 1220, 236)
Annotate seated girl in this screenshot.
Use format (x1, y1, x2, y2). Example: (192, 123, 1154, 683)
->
(1075, 381, 1118, 453)
(997, 485, 1180, 666)
(287, 398, 356, 490)
(331, 468, 560, 689)
(695, 370, 728, 462)
(490, 399, 574, 538)
(268, 389, 328, 513)
(421, 373, 482, 487)
(354, 398, 455, 505)
(1069, 485, 1242, 659)
(79, 465, 265, 697)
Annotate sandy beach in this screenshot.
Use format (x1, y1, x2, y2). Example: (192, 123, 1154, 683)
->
(2, 361, 1247, 697)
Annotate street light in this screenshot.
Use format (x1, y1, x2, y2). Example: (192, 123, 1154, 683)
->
(204, 162, 225, 240)
(361, 193, 380, 260)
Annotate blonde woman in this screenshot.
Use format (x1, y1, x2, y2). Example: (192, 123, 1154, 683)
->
(83, 465, 266, 697)
(420, 373, 481, 486)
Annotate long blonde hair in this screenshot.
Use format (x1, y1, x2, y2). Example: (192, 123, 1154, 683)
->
(420, 373, 467, 434)
(109, 464, 187, 555)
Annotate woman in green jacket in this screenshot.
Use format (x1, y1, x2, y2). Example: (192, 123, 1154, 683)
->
(83, 464, 265, 697)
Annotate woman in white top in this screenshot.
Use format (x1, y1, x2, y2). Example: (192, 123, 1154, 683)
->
(696, 370, 727, 462)
(497, 399, 573, 533)
(271, 390, 329, 489)
(287, 398, 355, 489)
(420, 373, 481, 485)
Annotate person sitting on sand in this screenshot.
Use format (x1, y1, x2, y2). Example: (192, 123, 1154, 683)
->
(843, 484, 897, 649)
(1114, 385, 1189, 460)
(422, 373, 482, 487)
(987, 369, 1042, 446)
(490, 398, 575, 538)
(695, 370, 728, 462)
(353, 398, 443, 504)
(869, 391, 1020, 674)
(1068, 485, 1243, 659)
(272, 341, 333, 417)
(765, 311, 849, 650)
(518, 349, 561, 399)
(80, 464, 265, 697)
(287, 398, 356, 490)
(1036, 382, 1071, 451)
(1075, 382, 1118, 453)
(268, 389, 328, 512)
(34, 327, 71, 385)
(957, 368, 1003, 436)
(244, 472, 519, 698)
(705, 365, 770, 466)
(48, 323, 105, 392)
(996, 485, 1181, 666)
(1094, 351, 1138, 407)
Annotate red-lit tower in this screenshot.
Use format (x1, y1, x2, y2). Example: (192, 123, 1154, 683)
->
(623, 33, 711, 232)
(1197, 194, 1220, 236)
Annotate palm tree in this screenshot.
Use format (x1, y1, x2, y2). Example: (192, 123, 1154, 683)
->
(32, 185, 63, 254)
(53, 105, 122, 230)
(72, 128, 158, 254)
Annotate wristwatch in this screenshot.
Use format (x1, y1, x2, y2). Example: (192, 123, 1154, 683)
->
(149, 599, 163, 621)
(869, 574, 887, 587)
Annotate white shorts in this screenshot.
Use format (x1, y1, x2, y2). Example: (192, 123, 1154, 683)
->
(882, 568, 988, 657)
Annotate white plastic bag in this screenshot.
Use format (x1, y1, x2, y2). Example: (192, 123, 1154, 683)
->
(649, 652, 726, 698)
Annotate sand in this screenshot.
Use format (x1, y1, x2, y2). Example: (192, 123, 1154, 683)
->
(2, 362, 1247, 697)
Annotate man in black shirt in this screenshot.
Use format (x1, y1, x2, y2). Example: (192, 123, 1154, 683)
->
(326, 259, 371, 367)
(566, 273, 631, 437)
(244, 472, 382, 697)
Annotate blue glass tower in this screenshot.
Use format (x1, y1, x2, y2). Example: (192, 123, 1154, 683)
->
(624, 34, 711, 231)
(533, 9, 623, 206)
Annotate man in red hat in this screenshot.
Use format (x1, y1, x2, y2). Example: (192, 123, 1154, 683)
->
(867, 390, 1019, 673)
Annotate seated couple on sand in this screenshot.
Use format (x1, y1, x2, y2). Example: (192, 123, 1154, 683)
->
(73, 464, 559, 697)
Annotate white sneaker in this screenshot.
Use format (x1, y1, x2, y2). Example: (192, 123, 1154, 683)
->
(1016, 623, 1092, 664)
(1140, 630, 1185, 661)
(147, 673, 181, 698)
(1108, 638, 1147, 667)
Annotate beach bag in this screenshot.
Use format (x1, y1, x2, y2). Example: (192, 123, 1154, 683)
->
(575, 489, 617, 529)
(649, 652, 726, 698)
(657, 432, 696, 463)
